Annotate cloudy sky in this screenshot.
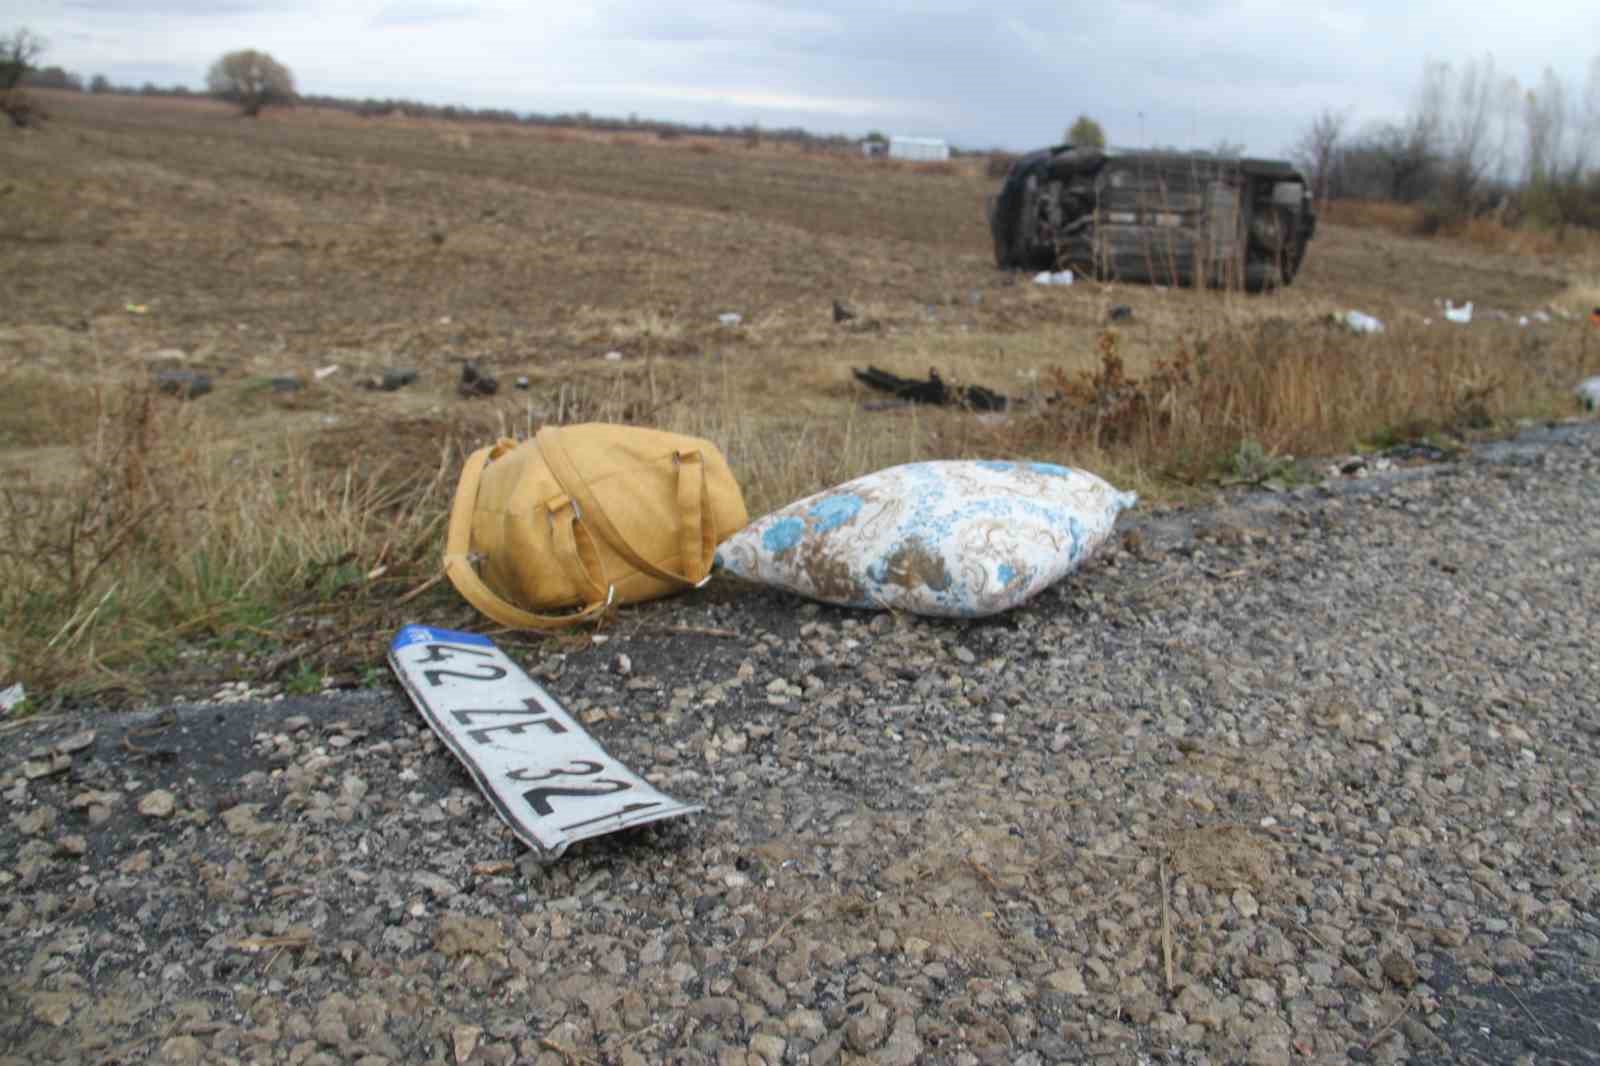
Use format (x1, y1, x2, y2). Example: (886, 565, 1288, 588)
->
(12, 0, 1600, 154)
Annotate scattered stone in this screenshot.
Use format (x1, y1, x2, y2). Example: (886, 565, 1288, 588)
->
(137, 789, 177, 818)
(0, 420, 1597, 1066)
(451, 1024, 481, 1064)
(15, 806, 55, 835)
(53, 730, 96, 755)
(1045, 967, 1087, 995)
(1381, 951, 1419, 990)
(22, 756, 69, 780)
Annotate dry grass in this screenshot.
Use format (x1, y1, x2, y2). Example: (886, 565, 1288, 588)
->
(2, 93, 1596, 699)
(1325, 199, 1600, 266)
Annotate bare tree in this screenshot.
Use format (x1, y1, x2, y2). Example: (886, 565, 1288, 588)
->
(1573, 56, 1600, 179)
(0, 27, 43, 90)
(1492, 73, 1522, 187)
(1523, 70, 1564, 185)
(1292, 109, 1346, 202)
(1, 27, 46, 127)
(206, 49, 295, 117)
(1440, 54, 1498, 209)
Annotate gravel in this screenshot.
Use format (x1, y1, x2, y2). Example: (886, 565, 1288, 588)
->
(3, 421, 1599, 1066)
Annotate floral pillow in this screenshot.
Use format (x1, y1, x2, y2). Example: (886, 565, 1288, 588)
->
(714, 460, 1136, 617)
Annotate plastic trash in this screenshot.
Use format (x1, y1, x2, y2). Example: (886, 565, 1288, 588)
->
(153, 370, 212, 398)
(1033, 270, 1074, 286)
(718, 312, 743, 326)
(1444, 300, 1473, 324)
(715, 460, 1135, 617)
(1340, 310, 1385, 334)
(604, 350, 624, 362)
(1576, 377, 1600, 412)
(0, 683, 23, 715)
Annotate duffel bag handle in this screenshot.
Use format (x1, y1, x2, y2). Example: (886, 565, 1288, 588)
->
(443, 442, 613, 630)
(535, 426, 713, 588)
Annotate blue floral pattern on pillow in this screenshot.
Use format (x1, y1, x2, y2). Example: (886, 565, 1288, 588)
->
(715, 460, 1136, 617)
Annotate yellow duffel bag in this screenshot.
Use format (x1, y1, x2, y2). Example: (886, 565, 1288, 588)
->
(444, 424, 748, 629)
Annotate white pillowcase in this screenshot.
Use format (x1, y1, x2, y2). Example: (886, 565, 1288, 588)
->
(715, 460, 1136, 617)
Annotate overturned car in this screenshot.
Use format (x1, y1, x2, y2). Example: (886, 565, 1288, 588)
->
(988, 146, 1316, 291)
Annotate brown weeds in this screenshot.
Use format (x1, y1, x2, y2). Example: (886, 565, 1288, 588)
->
(998, 315, 1565, 483)
(0, 94, 1591, 697)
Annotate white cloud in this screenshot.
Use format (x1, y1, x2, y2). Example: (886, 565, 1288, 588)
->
(10, 0, 1599, 153)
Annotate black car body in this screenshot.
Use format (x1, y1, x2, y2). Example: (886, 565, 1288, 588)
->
(988, 146, 1317, 291)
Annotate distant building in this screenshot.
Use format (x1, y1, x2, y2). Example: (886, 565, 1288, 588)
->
(888, 136, 950, 162)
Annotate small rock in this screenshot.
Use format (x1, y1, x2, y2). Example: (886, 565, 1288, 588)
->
(23, 756, 71, 779)
(138, 789, 178, 818)
(32, 991, 76, 1027)
(1232, 888, 1260, 917)
(748, 1033, 786, 1065)
(57, 834, 88, 857)
(220, 804, 274, 837)
(845, 1011, 885, 1053)
(159, 1034, 204, 1065)
(452, 1024, 482, 1064)
(16, 805, 55, 835)
(1381, 951, 1419, 990)
(54, 730, 96, 755)
(1241, 977, 1277, 1007)
(1045, 967, 1087, 995)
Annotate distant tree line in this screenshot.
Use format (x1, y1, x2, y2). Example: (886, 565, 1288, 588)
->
(1293, 54, 1600, 231)
(32, 63, 871, 151)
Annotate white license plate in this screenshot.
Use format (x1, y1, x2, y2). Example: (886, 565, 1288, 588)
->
(387, 625, 700, 859)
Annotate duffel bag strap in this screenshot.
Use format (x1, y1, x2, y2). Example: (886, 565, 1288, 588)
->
(443, 443, 613, 630)
(535, 427, 712, 588)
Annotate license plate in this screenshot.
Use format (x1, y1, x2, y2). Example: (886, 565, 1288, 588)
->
(387, 625, 700, 859)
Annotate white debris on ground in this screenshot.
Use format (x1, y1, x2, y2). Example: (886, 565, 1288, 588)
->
(1577, 376, 1600, 411)
(1339, 310, 1385, 334)
(1032, 270, 1074, 286)
(1443, 299, 1474, 324)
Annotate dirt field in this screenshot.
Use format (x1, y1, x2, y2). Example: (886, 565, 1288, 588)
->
(3, 91, 1586, 439)
(2, 90, 1597, 696)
